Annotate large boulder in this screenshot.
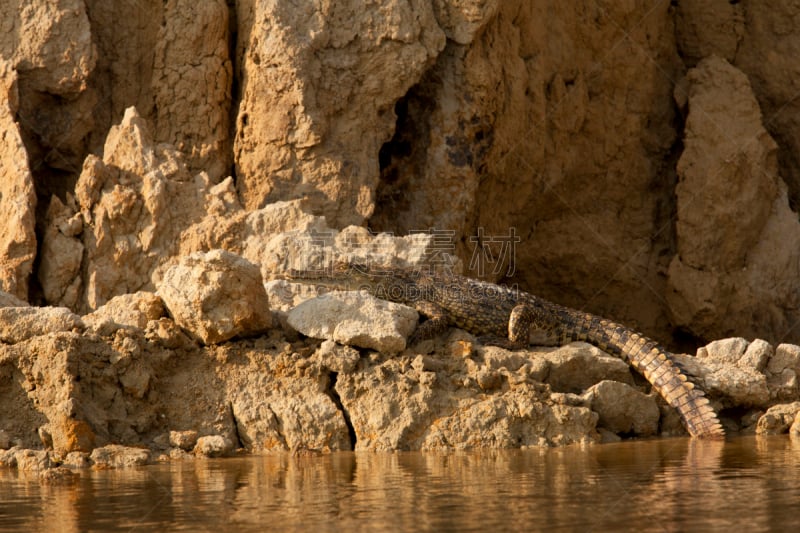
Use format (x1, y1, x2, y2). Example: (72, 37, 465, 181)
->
(157, 250, 272, 345)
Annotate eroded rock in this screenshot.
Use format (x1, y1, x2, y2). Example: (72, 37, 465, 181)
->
(90, 445, 151, 468)
(0, 307, 84, 344)
(0, 63, 36, 301)
(83, 292, 165, 332)
(756, 402, 800, 435)
(584, 380, 660, 437)
(157, 250, 272, 344)
(233, 0, 445, 225)
(668, 56, 800, 341)
(169, 430, 198, 451)
(193, 435, 233, 457)
(287, 291, 418, 355)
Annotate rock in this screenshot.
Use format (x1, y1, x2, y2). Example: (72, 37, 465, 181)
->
(287, 291, 418, 355)
(83, 292, 166, 331)
(741, 339, 773, 373)
(233, 0, 445, 225)
(672, 353, 770, 409)
(0, 63, 37, 301)
(697, 338, 773, 372)
(14, 449, 52, 472)
(335, 346, 601, 451)
(584, 380, 660, 437)
(44, 418, 96, 454)
(193, 435, 233, 457)
(674, 0, 741, 65)
(152, 0, 232, 179)
(0, 430, 10, 450)
(71, 107, 243, 312)
(62, 451, 91, 469)
(527, 343, 635, 394)
(736, 1, 800, 211)
(0, 291, 29, 308)
(39, 466, 79, 485)
(169, 430, 199, 451)
(37, 196, 85, 308)
(90, 445, 151, 468)
(766, 344, 800, 400)
(157, 250, 272, 344)
(697, 338, 749, 365)
(755, 402, 800, 435)
(791, 412, 800, 436)
(312, 340, 361, 374)
(0, 307, 84, 344)
(667, 56, 800, 341)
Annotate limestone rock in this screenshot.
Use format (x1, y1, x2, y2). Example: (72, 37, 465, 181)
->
(0, 291, 29, 308)
(37, 196, 84, 308)
(0, 0, 95, 94)
(233, 0, 445, 225)
(527, 343, 635, 394)
(0, 307, 84, 344)
(1, 0, 96, 180)
(335, 348, 600, 450)
(193, 435, 233, 458)
(13, 449, 52, 472)
(0, 63, 36, 301)
(736, 0, 800, 210)
(432, 0, 500, 44)
(741, 339, 774, 373)
(791, 412, 800, 436)
(72, 107, 240, 312)
(62, 451, 91, 469)
(83, 292, 165, 331)
(226, 346, 352, 453)
(766, 344, 800, 401)
(697, 337, 773, 373)
(673, 352, 770, 409)
(287, 291, 419, 355)
(668, 56, 800, 341)
(169, 430, 198, 451)
(584, 380, 660, 437)
(674, 0, 742, 65)
(152, 0, 232, 179)
(0, 429, 10, 450)
(312, 340, 361, 374)
(90, 445, 151, 468)
(157, 250, 272, 345)
(755, 402, 800, 435)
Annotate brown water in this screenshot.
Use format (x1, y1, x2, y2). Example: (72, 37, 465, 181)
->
(1, 436, 798, 532)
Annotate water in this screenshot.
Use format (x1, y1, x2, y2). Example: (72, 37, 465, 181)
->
(1, 436, 798, 532)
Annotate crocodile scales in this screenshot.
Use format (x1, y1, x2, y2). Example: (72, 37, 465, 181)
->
(285, 262, 725, 439)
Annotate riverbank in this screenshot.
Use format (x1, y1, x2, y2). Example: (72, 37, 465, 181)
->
(2, 269, 800, 473)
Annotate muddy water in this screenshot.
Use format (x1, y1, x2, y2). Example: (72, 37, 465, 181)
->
(1, 436, 798, 532)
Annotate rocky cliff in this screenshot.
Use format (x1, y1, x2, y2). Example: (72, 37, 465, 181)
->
(3, 1, 800, 468)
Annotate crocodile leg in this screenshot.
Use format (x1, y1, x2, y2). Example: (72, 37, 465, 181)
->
(409, 300, 451, 344)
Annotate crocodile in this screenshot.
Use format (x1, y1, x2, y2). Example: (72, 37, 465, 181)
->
(284, 261, 725, 439)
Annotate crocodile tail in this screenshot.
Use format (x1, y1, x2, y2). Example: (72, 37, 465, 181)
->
(555, 310, 725, 439)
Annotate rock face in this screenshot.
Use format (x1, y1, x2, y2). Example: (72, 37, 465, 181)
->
(233, 0, 445, 225)
(667, 56, 800, 341)
(0, 63, 36, 301)
(0, 1, 799, 346)
(5, 0, 800, 467)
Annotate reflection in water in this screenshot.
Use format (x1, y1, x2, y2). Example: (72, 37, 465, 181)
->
(1, 436, 799, 531)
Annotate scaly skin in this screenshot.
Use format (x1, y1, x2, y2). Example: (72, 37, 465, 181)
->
(284, 262, 725, 438)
